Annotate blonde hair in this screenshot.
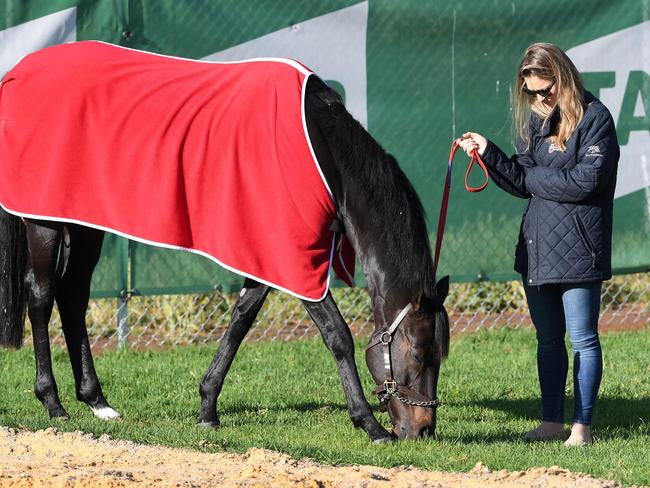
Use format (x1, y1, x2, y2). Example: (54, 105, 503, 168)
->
(513, 42, 585, 151)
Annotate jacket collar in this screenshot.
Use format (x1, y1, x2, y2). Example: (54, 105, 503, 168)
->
(529, 90, 593, 138)
(529, 106, 560, 138)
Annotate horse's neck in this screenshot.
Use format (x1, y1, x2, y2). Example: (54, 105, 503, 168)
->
(338, 192, 409, 329)
(306, 96, 413, 326)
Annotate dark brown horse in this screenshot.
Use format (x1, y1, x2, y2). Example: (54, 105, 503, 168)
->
(0, 75, 449, 442)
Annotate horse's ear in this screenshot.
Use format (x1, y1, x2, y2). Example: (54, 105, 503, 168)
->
(411, 291, 425, 312)
(436, 275, 450, 302)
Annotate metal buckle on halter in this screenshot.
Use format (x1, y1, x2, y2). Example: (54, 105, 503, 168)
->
(379, 331, 392, 345)
(383, 379, 397, 394)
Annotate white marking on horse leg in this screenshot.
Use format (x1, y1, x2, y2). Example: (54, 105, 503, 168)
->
(91, 406, 121, 420)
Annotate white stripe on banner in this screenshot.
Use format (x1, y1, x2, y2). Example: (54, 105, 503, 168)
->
(201, 2, 368, 129)
(0, 7, 77, 78)
(568, 20, 650, 200)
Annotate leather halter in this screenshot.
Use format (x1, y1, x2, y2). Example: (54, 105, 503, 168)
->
(366, 303, 440, 409)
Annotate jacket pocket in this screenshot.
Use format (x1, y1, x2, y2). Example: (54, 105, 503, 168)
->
(574, 215, 597, 269)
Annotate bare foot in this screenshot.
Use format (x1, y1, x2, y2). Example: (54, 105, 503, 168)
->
(524, 421, 568, 441)
(564, 423, 592, 446)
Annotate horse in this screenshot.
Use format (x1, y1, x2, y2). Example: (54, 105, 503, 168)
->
(0, 43, 450, 442)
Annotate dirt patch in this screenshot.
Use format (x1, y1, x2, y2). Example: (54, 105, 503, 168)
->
(0, 427, 630, 488)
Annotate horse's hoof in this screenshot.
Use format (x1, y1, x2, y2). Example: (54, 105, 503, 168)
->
(49, 408, 70, 420)
(370, 428, 396, 443)
(352, 416, 394, 442)
(198, 420, 220, 429)
(91, 406, 122, 420)
(372, 434, 395, 444)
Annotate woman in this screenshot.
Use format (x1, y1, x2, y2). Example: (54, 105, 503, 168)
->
(459, 42, 619, 445)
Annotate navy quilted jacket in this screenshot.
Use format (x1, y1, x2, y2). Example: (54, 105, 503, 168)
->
(482, 92, 619, 285)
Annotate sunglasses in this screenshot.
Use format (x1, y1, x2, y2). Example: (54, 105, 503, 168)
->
(522, 80, 555, 98)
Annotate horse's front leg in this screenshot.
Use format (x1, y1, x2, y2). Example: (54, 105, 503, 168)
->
(302, 293, 393, 443)
(198, 278, 270, 427)
(56, 225, 120, 420)
(24, 221, 67, 419)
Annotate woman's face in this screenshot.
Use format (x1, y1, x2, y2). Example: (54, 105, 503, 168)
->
(523, 75, 557, 110)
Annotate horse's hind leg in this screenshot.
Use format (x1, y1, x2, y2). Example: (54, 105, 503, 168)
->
(198, 278, 270, 427)
(302, 293, 393, 443)
(55, 224, 120, 420)
(24, 220, 68, 418)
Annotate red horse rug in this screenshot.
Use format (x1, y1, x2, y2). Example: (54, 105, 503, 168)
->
(0, 41, 354, 301)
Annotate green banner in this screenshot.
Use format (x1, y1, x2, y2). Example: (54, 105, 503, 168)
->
(2, 1, 649, 296)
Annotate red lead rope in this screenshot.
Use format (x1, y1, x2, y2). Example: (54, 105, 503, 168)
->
(432, 139, 489, 278)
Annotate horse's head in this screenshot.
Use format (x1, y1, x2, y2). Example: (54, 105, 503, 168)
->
(365, 276, 450, 440)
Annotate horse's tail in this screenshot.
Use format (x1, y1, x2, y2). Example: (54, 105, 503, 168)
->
(0, 207, 28, 348)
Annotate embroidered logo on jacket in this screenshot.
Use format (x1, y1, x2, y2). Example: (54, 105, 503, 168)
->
(548, 142, 563, 153)
(586, 145, 602, 157)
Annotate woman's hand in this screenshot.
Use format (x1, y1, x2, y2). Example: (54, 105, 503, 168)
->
(458, 132, 488, 156)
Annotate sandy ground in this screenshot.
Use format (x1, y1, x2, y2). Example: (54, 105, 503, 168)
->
(0, 427, 632, 488)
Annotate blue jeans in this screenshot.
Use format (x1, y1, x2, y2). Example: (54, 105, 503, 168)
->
(523, 280, 602, 425)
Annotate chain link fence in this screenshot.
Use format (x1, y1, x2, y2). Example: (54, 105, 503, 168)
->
(33, 272, 649, 351)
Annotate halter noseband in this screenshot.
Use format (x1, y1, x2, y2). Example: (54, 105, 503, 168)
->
(366, 303, 441, 409)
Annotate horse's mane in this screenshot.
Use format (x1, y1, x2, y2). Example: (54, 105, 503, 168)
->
(327, 105, 438, 303)
(329, 110, 450, 360)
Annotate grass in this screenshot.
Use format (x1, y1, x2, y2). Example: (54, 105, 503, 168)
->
(1, 327, 649, 486)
